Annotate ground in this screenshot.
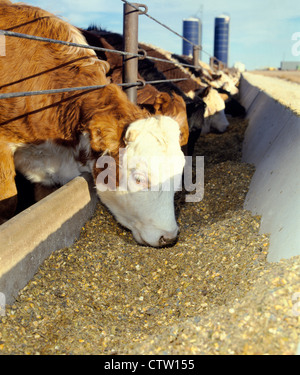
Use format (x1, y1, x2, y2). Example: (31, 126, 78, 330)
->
(250, 70, 300, 84)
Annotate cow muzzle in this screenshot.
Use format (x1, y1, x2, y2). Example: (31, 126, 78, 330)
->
(133, 226, 179, 248)
(159, 234, 178, 247)
(157, 227, 179, 247)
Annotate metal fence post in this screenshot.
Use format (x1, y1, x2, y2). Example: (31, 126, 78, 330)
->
(193, 45, 200, 68)
(123, 2, 140, 104)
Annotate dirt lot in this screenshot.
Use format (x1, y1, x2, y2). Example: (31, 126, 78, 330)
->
(250, 70, 300, 84)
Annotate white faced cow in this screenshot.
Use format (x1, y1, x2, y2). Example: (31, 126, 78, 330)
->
(188, 86, 229, 135)
(0, 3, 188, 247)
(200, 86, 229, 134)
(97, 116, 185, 247)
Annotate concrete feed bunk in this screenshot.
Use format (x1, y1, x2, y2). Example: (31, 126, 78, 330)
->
(240, 72, 300, 262)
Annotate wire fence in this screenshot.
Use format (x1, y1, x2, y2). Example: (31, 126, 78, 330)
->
(0, 29, 202, 70)
(120, 0, 216, 60)
(0, 0, 220, 100)
(0, 79, 189, 100)
(0, 29, 143, 58)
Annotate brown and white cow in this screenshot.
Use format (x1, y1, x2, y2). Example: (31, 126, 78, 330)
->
(138, 43, 229, 134)
(82, 29, 206, 155)
(0, 3, 189, 247)
(191, 86, 229, 134)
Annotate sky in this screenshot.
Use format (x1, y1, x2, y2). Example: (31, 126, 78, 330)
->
(15, 0, 300, 70)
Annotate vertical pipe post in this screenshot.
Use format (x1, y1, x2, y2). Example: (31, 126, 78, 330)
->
(123, 2, 140, 104)
(193, 45, 200, 68)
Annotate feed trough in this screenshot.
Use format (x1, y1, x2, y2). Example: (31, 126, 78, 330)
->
(0, 73, 299, 354)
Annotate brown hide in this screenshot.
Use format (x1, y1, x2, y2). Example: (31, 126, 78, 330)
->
(0, 4, 188, 222)
(0, 4, 148, 221)
(139, 43, 201, 94)
(81, 29, 189, 145)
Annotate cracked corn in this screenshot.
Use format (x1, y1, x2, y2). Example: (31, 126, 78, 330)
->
(0, 117, 299, 355)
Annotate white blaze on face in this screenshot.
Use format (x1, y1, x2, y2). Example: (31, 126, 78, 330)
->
(97, 116, 185, 247)
(202, 88, 229, 134)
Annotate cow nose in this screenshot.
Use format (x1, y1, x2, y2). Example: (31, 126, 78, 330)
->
(159, 235, 178, 247)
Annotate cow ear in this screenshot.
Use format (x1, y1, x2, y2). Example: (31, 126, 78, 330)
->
(100, 60, 110, 75)
(153, 92, 171, 113)
(219, 92, 229, 101)
(124, 128, 139, 145)
(198, 86, 211, 98)
(212, 73, 222, 80)
(88, 121, 105, 152)
(88, 115, 123, 154)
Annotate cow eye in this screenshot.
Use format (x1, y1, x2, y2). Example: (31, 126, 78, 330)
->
(133, 172, 147, 186)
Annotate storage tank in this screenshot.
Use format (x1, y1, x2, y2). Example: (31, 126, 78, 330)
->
(182, 17, 202, 57)
(214, 14, 230, 66)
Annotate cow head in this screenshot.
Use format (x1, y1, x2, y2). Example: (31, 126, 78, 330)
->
(198, 86, 229, 134)
(95, 116, 185, 247)
(210, 71, 239, 96)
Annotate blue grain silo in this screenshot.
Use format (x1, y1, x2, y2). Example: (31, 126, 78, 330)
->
(214, 15, 230, 66)
(182, 17, 202, 57)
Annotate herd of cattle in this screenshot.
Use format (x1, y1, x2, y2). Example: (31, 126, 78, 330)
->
(0, 1, 245, 247)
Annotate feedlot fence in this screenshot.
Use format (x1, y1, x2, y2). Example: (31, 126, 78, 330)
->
(0, 0, 220, 103)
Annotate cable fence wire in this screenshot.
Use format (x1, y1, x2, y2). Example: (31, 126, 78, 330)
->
(0, 78, 189, 100)
(0, 28, 204, 71)
(121, 0, 195, 47)
(120, 0, 219, 61)
(0, 29, 142, 58)
(0, 0, 220, 101)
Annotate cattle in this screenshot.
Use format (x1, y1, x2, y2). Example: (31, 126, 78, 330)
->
(208, 70, 239, 96)
(216, 87, 246, 118)
(81, 29, 190, 148)
(81, 29, 187, 115)
(83, 28, 234, 157)
(138, 43, 230, 134)
(172, 53, 240, 96)
(171, 53, 244, 119)
(82, 28, 206, 155)
(139, 43, 201, 94)
(191, 86, 229, 134)
(0, 3, 188, 247)
(84, 29, 245, 156)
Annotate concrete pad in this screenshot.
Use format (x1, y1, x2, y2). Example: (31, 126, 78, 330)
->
(0, 173, 98, 304)
(240, 74, 300, 262)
